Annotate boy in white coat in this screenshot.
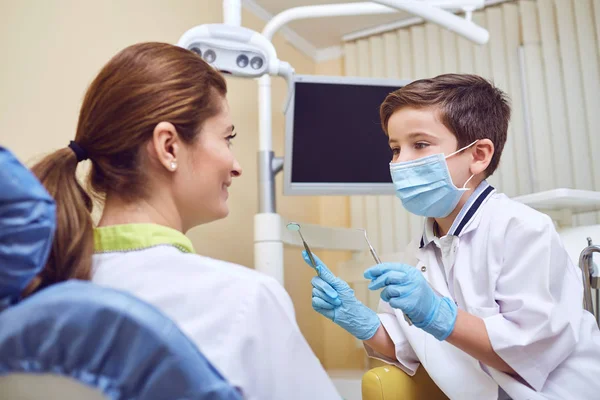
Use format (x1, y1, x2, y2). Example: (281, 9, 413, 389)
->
(304, 74, 600, 399)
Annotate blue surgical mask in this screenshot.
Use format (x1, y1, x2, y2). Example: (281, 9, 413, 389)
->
(389, 141, 477, 218)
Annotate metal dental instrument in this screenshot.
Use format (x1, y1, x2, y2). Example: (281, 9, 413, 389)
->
(359, 228, 413, 326)
(360, 228, 382, 265)
(286, 222, 318, 271)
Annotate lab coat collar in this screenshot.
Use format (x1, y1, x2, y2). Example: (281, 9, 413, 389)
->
(421, 218, 438, 249)
(420, 180, 495, 248)
(94, 223, 195, 254)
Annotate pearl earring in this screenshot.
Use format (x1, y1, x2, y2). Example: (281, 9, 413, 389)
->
(170, 161, 177, 170)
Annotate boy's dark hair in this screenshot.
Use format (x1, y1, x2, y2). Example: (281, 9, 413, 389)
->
(380, 73, 511, 177)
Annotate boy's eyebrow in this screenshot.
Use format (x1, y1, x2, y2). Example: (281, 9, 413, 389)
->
(389, 132, 438, 144)
(407, 132, 437, 140)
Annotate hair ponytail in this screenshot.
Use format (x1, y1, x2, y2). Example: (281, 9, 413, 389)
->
(24, 148, 94, 296)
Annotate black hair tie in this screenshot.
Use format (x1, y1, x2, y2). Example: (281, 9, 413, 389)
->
(68, 141, 89, 162)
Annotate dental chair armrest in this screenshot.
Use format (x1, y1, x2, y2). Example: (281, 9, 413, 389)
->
(361, 366, 448, 400)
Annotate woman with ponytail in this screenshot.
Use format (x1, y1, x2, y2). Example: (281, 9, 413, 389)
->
(30, 42, 339, 400)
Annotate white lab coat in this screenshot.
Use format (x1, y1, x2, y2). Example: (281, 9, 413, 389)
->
(366, 181, 600, 400)
(92, 242, 340, 399)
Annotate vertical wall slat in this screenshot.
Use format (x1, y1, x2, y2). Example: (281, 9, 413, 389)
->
(410, 26, 427, 79)
(502, 3, 531, 195)
(520, 1, 557, 192)
(356, 39, 371, 76)
(397, 29, 413, 80)
(456, 36, 475, 74)
(343, 42, 358, 76)
(594, 0, 600, 56)
(487, 7, 519, 197)
(376, 190, 395, 255)
(383, 32, 400, 79)
(441, 28, 458, 72)
(537, 0, 574, 190)
(368, 36, 385, 76)
(425, 23, 442, 76)
(472, 12, 502, 191)
(574, 0, 600, 222)
(574, 0, 600, 191)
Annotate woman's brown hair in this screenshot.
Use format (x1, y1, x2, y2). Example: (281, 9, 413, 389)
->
(25, 42, 227, 295)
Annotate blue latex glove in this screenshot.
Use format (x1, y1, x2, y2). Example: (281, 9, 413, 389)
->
(364, 263, 457, 341)
(302, 250, 380, 340)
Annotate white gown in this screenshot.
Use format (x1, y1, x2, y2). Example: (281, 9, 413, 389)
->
(91, 223, 340, 400)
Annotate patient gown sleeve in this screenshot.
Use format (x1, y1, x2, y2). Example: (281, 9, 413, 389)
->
(219, 276, 342, 400)
(0, 148, 56, 304)
(483, 212, 583, 391)
(363, 298, 420, 375)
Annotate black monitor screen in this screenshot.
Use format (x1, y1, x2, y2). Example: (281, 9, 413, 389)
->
(290, 80, 401, 184)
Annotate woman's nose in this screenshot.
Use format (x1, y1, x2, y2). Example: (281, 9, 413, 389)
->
(231, 159, 242, 177)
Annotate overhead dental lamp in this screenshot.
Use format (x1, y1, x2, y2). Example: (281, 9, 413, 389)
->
(177, 24, 292, 78)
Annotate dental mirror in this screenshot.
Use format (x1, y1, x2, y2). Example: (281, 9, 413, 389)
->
(287, 222, 318, 271)
(286, 223, 300, 232)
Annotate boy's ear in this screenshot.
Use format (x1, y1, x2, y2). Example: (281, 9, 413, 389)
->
(470, 139, 494, 176)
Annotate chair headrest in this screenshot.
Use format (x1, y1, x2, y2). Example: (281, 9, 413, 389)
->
(0, 147, 55, 305)
(0, 280, 242, 399)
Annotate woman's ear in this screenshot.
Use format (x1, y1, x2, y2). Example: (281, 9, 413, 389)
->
(151, 122, 180, 172)
(470, 139, 494, 176)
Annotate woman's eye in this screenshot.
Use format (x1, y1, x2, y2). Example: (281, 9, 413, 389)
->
(391, 148, 400, 155)
(414, 142, 429, 150)
(226, 133, 237, 146)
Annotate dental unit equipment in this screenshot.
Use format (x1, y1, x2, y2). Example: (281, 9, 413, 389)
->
(579, 237, 600, 326)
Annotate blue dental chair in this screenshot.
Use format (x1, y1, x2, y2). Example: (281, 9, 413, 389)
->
(0, 147, 242, 400)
